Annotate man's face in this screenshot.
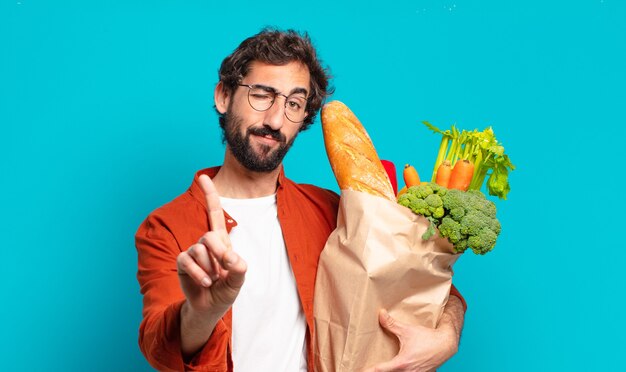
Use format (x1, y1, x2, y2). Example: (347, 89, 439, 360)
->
(217, 61, 311, 172)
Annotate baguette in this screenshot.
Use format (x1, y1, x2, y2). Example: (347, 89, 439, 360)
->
(321, 101, 395, 201)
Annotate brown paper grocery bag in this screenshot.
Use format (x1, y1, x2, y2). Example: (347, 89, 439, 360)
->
(313, 190, 460, 372)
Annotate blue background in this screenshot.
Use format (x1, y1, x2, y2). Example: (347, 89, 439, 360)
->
(2, 0, 625, 370)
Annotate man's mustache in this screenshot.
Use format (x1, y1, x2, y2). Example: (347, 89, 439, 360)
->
(247, 126, 286, 143)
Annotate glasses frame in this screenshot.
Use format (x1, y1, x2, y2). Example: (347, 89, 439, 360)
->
(237, 84, 309, 123)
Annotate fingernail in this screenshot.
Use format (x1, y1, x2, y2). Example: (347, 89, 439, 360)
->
(201, 277, 211, 287)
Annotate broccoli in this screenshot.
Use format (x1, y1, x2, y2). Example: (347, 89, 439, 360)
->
(460, 211, 484, 236)
(449, 207, 465, 221)
(456, 238, 468, 252)
(467, 228, 498, 254)
(466, 189, 486, 199)
(432, 206, 445, 219)
(398, 193, 430, 216)
(398, 192, 418, 207)
(421, 217, 439, 240)
(429, 182, 448, 196)
(442, 189, 466, 211)
(481, 201, 497, 219)
(409, 184, 434, 198)
(464, 192, 496, 219)
(491, 218, 502, 235)
(424, 193, 443, 208)
(397, 182, 501, 255)
(424, 194, 443, 216)
(438, 217, 462, 243)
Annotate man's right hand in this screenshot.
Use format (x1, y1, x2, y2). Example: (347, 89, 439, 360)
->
(176, 174, 247, 357)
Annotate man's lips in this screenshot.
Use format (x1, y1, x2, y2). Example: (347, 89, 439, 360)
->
(253, 133, 281, 145)
(248, 127, 286, 144)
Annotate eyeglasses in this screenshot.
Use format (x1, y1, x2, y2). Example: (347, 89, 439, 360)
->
(237, 84, 308, 123)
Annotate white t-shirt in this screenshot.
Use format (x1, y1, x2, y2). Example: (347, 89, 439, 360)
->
(220, 194, 307, 372)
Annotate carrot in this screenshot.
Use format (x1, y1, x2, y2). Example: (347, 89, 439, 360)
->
(435, 160, 452, 188)
(403, 164, 421, 187)
(448, 159, 474, 191)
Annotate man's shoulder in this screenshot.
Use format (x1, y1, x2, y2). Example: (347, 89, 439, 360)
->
(138, 188, 204, 234)
(136, 169, 211, 238)
(150, 189, 201, 219)
(293, 182, 339, 198)
(283, 178, 339, 206)
(147, 166, 218, 221)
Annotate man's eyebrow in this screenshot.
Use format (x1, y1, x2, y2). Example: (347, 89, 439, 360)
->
(289, 87, 309, 97)
(251, 84, 309, 97)
(251, 84, 277, 93)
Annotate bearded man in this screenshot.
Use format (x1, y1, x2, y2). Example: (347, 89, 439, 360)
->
(136, 28, 466, 372)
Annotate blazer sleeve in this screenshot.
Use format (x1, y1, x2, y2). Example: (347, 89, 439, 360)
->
(135, 214, 231, 371)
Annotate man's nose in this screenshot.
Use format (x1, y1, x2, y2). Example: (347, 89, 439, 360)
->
(263, 97, 287, 130)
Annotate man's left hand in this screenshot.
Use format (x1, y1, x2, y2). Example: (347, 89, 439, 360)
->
(364, 296, 465, 372)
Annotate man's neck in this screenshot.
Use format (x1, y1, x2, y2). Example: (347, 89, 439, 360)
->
(212, 152, 282, 199)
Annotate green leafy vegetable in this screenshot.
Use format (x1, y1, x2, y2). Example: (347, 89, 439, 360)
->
(423, 121, 515, 200)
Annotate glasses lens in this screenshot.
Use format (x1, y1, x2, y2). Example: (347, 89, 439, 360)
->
(248, 86, 274, 111)
(284, 94, 307, 123)
(244, 85, 308, 123)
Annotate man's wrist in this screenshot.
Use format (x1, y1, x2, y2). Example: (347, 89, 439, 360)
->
(180, 301, 222, 358)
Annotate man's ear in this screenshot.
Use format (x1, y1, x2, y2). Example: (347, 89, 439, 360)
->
(214, 81, 230, 114)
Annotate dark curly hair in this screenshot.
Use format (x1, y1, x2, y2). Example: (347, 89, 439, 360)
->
(217, 27, 333, 131)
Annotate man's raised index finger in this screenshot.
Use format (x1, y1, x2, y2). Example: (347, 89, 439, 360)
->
(198, 174, 226, 232)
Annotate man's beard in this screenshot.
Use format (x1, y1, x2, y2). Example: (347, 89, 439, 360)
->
(222, 111, 298, 172)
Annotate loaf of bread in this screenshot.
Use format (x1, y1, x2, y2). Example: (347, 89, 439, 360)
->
(321, 101, 396, 201)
